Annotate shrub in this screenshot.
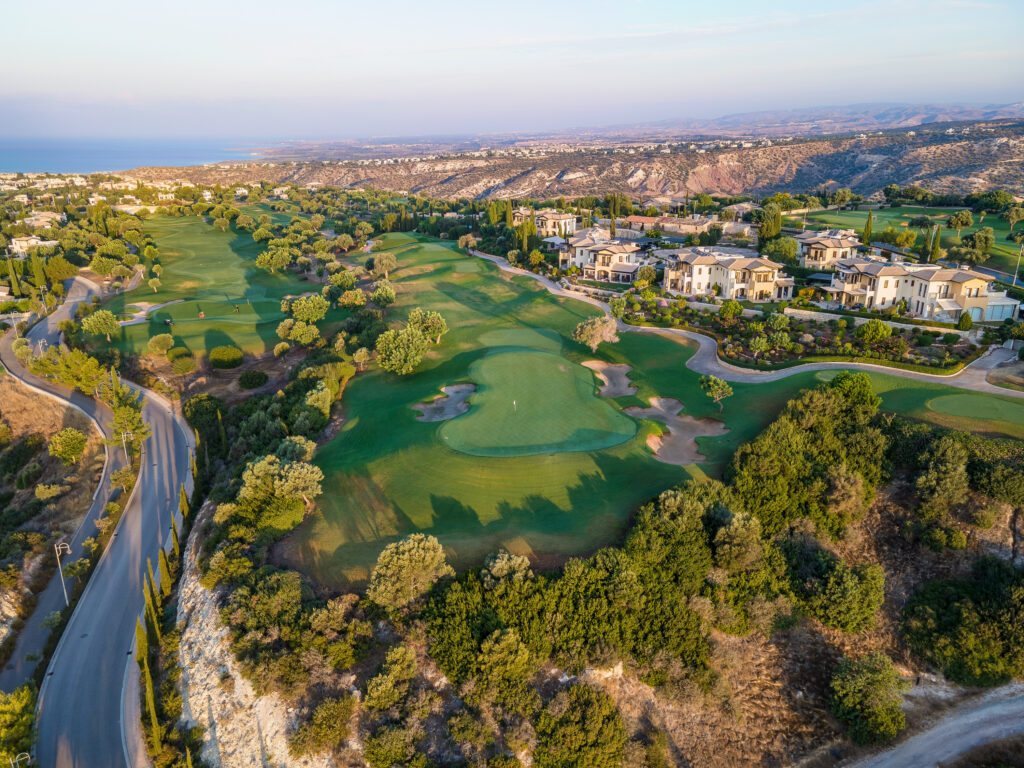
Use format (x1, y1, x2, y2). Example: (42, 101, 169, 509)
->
(0, 435, 43, 479)
(239, 370, 268, 390)
(166, 346, 191, 361)
(171, 356, 196, 375)
(15, 462, 43, 490)
(146, 333, 175, 356)
(287, 695, 355, 757)
(274, 341, 290, 357)
(209, 345, 244, 369)
(48, 427, 88, 466)
(972, 506, 999, 529)
(942, 333, 960, 346)
(830, 653, 907, 744)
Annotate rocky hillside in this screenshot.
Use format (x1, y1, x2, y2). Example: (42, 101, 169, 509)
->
(126, 120, 1024, 200)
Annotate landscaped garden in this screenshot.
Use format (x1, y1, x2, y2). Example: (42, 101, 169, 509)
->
(274, 233, 1024, 590)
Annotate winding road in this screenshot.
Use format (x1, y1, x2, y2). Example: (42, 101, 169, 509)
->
(0, 276, 194, 768)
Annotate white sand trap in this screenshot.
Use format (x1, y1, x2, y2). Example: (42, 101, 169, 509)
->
(412, 384, 476, 422)
(583, 361, 638, 397)
(625, 397, 728, 466)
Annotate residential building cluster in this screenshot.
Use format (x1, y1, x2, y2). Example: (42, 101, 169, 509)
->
(658, 246, 794, 301)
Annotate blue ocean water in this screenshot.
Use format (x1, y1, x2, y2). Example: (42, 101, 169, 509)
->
(0, 138, 268, 173)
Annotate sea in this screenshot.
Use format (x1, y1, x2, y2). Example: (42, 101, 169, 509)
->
(0, 137, 270, 174)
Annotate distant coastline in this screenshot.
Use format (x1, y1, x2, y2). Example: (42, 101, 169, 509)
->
(0, 137, 269, 174)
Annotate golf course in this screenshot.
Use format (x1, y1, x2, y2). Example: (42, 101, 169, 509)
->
(102, 212, 338, 356)
(274, 232, 1024, 589)
(788, 205, 1023, 275)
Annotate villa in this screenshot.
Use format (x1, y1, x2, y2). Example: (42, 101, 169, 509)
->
(512, 208, 578, 238)
(797, 228, 861, 269)
(21, 211, 65, 229)
(822, 257, 1020, 323)
(559, 227, 652, 283)
(659, 246, 794, 302)
(9, 235, 60, 256)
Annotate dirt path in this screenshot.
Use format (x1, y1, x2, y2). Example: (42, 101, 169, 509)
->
(467, 249, 1024, 399)
(624, 397, 728, 465)
(412, 384, 475, 421)
(583, 361, 637, 397)
(844, 684, 1024, 768)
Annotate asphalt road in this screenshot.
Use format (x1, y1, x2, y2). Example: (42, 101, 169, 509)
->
(1, 277, 194, 767)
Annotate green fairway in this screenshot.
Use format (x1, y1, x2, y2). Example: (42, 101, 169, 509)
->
(790, 206, 1022, 275)
(440, 348, 637, 457)
(102, 214, 339, 356)
(273, 233, 1024, 589)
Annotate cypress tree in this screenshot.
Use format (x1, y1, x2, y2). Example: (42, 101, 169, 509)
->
(505, 201, 513, 229)
(146, 558, 160, 609)
(185, 749, 193, 768)
(6, 257, 21, 297)
(171, 518, 181, 560)
(179, 484, 189, 519)
(143, 576, 161, 644)
(216, 409, 226, 451)
(190, 448, 199, 480)
(931, 224, 942, 262)
(31, 254, 46, 289)
(135, 618, 148, 665)
(862, 211, 874, 245)
(158, 548, 173, 599)
(142, 657, 163, 752)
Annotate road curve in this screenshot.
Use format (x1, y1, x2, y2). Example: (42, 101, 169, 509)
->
(1, 276, 194, 768)
(845, 685, 1024, 768)
(469, 249, 1024, 399)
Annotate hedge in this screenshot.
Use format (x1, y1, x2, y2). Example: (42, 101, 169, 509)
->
(209, 345, 244, 369)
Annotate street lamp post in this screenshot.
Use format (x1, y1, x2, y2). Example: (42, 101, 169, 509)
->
(1014, 243, 1023, 288)
(121, 431, 134, 463)
(9, 752, 31, 767)
(54, 542, 71, 607)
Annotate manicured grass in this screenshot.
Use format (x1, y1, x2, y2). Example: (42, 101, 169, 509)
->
(276, 233, 1024, 589)
(789, 206, 1022, 275)
(101, 214, 342, 356)
(441, 348, 637, 457)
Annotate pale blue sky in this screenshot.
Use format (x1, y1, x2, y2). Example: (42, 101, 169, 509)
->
(3, 0, 1022, 140)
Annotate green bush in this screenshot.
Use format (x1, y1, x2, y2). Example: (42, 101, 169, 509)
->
(15, 462, 43, 490)
(0, 434, 44, 478)
(287, 695, 355, 757)
(171, 356, 196, 375)
(209, 345, 244, 369)
(830, 653, 907, 744)
(273, 342, 290, 357)
(166, 346, 191, 361)
(238, 370, 268, 390)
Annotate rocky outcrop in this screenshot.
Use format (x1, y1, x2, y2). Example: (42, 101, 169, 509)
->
(176, 503, 332, 768)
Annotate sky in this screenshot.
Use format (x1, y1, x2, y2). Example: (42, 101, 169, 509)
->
(3, 0, 1023, 142)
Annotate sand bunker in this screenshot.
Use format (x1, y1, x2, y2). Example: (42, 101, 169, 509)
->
(413, 384, 476, 422)
(625, 397, 728, 466)
(583, 361, 638, 397)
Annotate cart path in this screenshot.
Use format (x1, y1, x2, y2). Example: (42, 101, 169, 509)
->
(468, 249, 1024, 398)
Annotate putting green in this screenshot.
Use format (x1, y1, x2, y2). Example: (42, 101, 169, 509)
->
(440, 349, 637, 457)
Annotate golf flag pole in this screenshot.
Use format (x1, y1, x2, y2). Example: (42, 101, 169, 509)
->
(513, 399, 517, 413)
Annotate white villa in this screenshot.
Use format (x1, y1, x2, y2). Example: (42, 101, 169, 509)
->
(822, 257, 1020, 323)
(559, 227, 652, 283)
(21, 211, 65, 229)
(9, 235, 59, 256)
(797, 229, 862, 269)
(659, 246, 794, 302)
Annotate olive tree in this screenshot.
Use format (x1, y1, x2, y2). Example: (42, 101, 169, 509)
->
(407, 307, 448, 344)
(572, 315, 619, 353)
